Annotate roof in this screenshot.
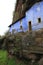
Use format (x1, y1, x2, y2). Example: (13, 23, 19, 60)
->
(9, 0, 43, 27)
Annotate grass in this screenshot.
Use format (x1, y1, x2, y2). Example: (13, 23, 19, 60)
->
(0, 50, 7, 65)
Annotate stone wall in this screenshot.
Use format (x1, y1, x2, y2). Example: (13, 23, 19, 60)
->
(6, 29, 43, 59)
(21, 29, 43, 58)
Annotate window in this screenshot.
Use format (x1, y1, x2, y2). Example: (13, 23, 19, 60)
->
(38, 18, 41, 23)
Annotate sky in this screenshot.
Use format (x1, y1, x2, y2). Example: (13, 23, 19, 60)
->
(0, 0, 16, 35)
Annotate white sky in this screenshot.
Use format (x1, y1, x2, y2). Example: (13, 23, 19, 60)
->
(0, 0, 16, 35)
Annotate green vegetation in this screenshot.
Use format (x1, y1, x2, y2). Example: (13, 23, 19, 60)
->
(0, 50, 7, 65)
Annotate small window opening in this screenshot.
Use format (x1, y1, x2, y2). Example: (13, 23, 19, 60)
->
(38, 18, 41, 23)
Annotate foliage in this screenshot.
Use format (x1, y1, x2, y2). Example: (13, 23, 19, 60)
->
(0, 50, 7, 65)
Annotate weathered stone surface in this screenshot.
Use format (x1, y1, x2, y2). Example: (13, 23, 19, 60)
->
(22, 29, 43, 55)
(38, 58, 43, 65)
(5, 29, 43, 59)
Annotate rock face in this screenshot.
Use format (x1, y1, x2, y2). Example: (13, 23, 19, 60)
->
(12, 0, 25, 24)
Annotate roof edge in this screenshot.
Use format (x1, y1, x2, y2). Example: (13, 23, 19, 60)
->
(8, 15, 25, 27)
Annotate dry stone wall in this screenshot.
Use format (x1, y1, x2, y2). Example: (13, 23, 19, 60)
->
(6, 29, 43, 58)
